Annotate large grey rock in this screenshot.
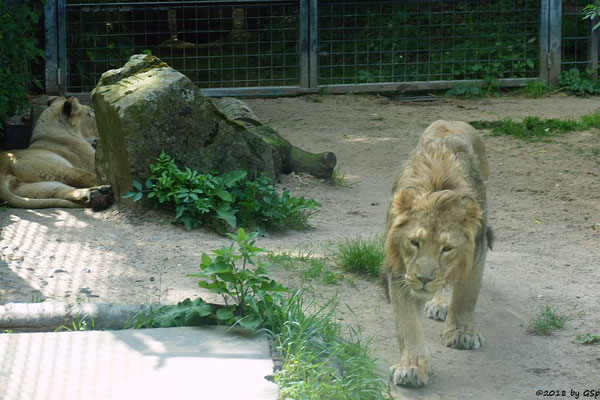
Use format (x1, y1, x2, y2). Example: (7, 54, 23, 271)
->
(91, 54, 275, 200)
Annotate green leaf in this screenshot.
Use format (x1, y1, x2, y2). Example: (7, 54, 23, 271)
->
(214, 189, 233, 202)
(223, 170, 248, 187)
(216, 208, 237, 228)
(122, 191, 136, 199)
(132, 180, 143, 191)
(526, 59, 534, 69)
(145, 179, 153, 189)
(216, 308, 234, 321)
(133, 192, 143, 202)
(237, 315, 262, 331)
(200, 253, 213, 266)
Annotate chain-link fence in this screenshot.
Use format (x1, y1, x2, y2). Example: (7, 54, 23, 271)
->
(45, 0, 600, 95)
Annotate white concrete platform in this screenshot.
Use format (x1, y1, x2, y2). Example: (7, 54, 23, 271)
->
(0, 326, 278, 400)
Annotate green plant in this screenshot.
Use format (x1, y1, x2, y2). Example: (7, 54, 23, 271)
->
(559, 68, 600, 95)
(470, 111, 600, 141)
(573, 333, 600, 344)
(124, 151, 320, 233)
(522, 80, 551, 98)
(55, 314, 96, 332)
(0, 0, 44, 136)
(302, 258, 326, 282)
(322, 269, 341, 284)
(269, 294, 392, 399)
(153, 257, 168, 305)
(527, 304, 568, 335)
(330, 167, 358, 187)
(335, 236, 385, 277)
(0, 203, 8, 212)
(188, 228, 290, 331)
(583, 1, 600, 31)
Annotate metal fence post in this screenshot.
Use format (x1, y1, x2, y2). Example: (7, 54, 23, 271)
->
(539, 0, 549, 84)
(44, 0, 59, 94)
(57, 0, 67, 95)
(300, 0, 309, 88)
(548, 0, 562, 86)
(588, 17, 599, 79)
(308, 0, 318, 89)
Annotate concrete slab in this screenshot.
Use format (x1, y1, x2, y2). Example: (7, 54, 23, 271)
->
(0, 326, 278, 400)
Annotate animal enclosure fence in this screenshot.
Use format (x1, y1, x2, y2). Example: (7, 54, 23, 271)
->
(44, 0, 600, 96)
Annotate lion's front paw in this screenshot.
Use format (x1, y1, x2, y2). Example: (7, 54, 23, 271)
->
(425, 300, 447, 321)
(443, 328, 482, 349)
(90, 185, 114, 211)
(389, 356, 430, 387)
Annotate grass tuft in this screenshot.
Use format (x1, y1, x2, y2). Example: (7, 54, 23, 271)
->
(527, 304, 568, 335)
(335, 236, 385, 277)
(267, 294, 391, 400)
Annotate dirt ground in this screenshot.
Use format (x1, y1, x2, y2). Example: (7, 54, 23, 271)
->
(1, 94, 599, 399)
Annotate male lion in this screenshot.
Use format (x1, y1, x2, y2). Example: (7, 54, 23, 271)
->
(0, 97, 113, 211)
(381, 120, 492, 387)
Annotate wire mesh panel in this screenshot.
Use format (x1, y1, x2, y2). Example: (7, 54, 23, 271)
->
(561, 0, 596, 71)
(65, 0, 302, 93)
(317, 0, 540, 86)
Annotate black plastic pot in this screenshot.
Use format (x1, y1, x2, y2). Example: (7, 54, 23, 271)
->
(3, 107, 34, 150)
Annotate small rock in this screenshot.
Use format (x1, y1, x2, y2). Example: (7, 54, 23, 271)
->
(54, 269, 68, 274)
(82, 268, 91, 273)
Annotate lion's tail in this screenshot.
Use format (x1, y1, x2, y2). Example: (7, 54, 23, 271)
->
(0, 178, 81, 209)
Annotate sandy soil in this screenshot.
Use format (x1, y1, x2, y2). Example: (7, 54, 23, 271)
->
(1, 94, 599, 399)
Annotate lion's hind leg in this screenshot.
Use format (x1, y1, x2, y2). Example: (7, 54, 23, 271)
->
(425, 284, 452, 321)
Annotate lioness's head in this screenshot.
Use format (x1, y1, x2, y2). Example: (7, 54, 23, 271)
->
(386, 188, 482, 297)
(45, 96, 98, 143)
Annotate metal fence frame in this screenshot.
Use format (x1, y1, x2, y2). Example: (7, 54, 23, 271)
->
(45, 0, 599, 96)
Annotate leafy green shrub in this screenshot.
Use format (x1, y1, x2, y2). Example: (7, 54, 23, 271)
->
(445, 83, 483, 98)
(559, 68, 600, 95)
(125, 151, 320, 233)
(335, 236, 385, 277)
(189, 228, 290, 331)
(0, 0, 44, 135)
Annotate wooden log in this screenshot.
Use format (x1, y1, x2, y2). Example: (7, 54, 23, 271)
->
(218, 99, 337, 179)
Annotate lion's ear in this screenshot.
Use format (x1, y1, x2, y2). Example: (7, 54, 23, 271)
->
(65, 97, 84, 126)
(393, 188, 418, 215)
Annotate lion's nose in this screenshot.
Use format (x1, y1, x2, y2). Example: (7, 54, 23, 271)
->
(416, 275, 433, 285)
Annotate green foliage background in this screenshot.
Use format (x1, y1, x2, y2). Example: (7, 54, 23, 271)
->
(0, 0, 44, 135)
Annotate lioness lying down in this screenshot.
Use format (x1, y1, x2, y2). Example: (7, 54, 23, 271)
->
(381, 120, 492, 387)
(0, 97, 113, 211)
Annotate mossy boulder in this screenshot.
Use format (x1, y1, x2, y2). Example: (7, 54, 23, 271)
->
(92, 54, 275, 200)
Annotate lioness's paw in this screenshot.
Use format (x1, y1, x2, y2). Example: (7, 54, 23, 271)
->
(90, 185, 114, 211)
(389, 357, 430, 387)
(443, 328, 482, 350)
(425, 300, 447, 321)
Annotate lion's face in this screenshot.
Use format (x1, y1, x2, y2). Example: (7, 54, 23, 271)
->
(386, 188, 482, 297)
